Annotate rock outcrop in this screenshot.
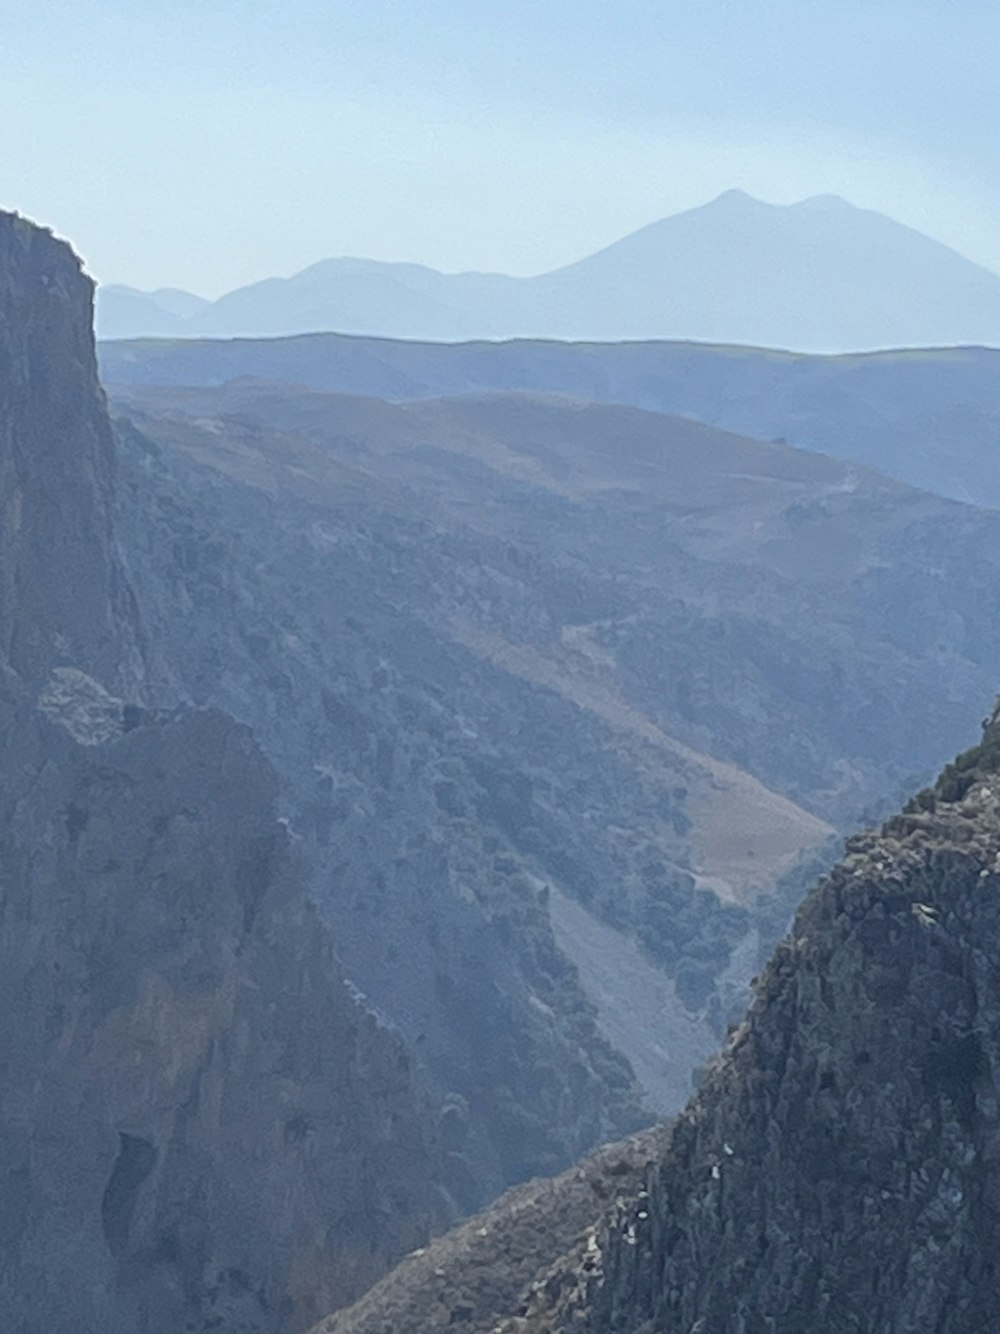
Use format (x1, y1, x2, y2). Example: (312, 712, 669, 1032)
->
(515, 715, 1000, 1331)
(0, 213, 140, 690)
(314, 708, 1000, 1333)
(0, 696, 440, 1334)
(310, 1128, 670, 1334)
(0, 212, 442, 1332)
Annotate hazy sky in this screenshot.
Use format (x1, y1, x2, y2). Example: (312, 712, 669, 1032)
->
(2, 0, 998, 295)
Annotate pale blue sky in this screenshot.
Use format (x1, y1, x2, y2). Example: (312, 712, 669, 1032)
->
(2, 0, 998, 294)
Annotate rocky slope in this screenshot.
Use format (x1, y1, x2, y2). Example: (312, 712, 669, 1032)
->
(0, 691, 440, 1334)
(101, 373, 1000, 1202)
(0, 212, 442, 1332)
(109, 379, 1000, 829)
(516, 712, 1000, 1332)
(315, 708, 1000, 1333)
(310, 1127, 670, 1334)
(112, 407, 659, 1205)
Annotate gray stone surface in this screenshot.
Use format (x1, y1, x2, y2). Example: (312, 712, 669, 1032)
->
(0, 210, 442, 1333)
(519, 725, 1000, 1330)
(316, 713, 1000, 1333)
(0, 213, 141, 690)
(0, 698, 441, 1334)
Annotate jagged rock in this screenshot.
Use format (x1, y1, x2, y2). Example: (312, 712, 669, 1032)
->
(37, 665, 130, 744)
(315, 709, 1000, 1333)
(0, 212, 142, 691)
(519, 721, 1000, 1330)
(309, 1128, 670, 1334)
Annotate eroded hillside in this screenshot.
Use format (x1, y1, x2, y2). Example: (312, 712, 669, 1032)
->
(107, 374, 1000, 1196)
(313, 708, 1000, 1333)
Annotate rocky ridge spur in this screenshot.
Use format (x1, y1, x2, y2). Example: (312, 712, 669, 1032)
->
(319, 709, 1000, 1333)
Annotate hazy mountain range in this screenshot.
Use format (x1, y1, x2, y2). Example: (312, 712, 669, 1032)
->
(101, 334, 1000, 511)
(96, 191, 1000, 352)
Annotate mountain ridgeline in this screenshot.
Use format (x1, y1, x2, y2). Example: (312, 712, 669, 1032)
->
(0, 213, 443, 1333)
(100, 333, 1000, 511)
(96, 191, 1000, 352)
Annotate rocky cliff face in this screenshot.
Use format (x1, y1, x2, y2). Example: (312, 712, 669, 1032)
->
(315, 711, 1000, 1333)
(311, 1126, 669, 1334)
(0, 696, 440, 1334)
(516, 714, 1000, 1332)
(0, 213, 441, 1331)
(0, 213, 140, 690)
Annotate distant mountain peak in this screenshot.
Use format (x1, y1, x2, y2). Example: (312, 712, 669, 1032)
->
(704, 187, 768, 210)
(704, 190, 856, 216)
(96, 188, 1000, 351)
(793, 192, 855, 212)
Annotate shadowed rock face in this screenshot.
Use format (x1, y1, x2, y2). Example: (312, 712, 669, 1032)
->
(0, 212, 141, 690)
(309, 1126, 671, 1334)
(0, 212, 443, 1331)
(313, 714, 1000, 1334)
(0, 699, 440, 1334)
(113, 406, 679, 1206)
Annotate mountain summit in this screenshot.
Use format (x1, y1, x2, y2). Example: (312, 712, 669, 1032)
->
(98, 192, 1000, 351)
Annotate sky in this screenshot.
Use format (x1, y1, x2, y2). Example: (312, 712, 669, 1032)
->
(1, 0, 998, 296)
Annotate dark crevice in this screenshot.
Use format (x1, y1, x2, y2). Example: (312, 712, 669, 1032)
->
(101, 1131, 158, 1257)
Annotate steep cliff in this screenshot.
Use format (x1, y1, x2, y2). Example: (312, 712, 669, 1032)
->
(0, 696, 440, 1334)
(0, 213, 140, 690)
(0, 213, 442, 1332)
(503, 711, 1000, 1331)
(311, 1127, 669, 1334)
(316, 708, 1000, 1333)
